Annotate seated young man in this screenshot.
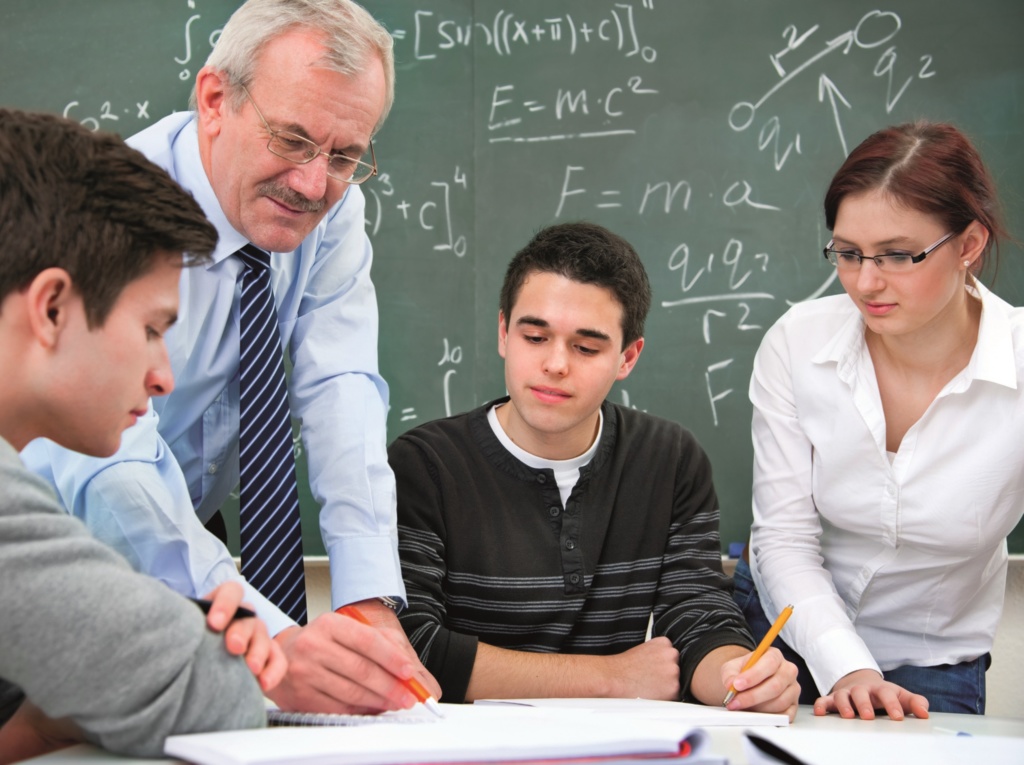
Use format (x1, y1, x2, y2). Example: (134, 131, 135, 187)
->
(0, 109, 284, 763)
(392, 222, 799, 718)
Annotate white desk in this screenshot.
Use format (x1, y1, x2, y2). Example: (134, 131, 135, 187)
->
(706, 709, 1024, 763)
(20, 709, 1024, 764)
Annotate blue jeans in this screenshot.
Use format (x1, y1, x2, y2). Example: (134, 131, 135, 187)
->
(731, 557, 988, 714)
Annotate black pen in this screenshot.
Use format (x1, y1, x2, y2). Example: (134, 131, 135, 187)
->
(189, 597, 257, 622)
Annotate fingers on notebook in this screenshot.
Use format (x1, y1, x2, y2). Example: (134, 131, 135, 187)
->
(237, 618, 288, 692)
(266, 615, 419, 714)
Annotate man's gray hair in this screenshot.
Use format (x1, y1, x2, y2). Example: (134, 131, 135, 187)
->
(191, 0, 394, 134)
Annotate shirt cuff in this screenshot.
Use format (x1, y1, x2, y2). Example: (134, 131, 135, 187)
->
(241, 580, 297, 637)
(326, 534, 406, 610)
(804, 626, 881, 695)
(679, 631, 756, 703)
(422, 629, 479, 704)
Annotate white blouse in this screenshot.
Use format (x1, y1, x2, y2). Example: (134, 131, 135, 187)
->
(749, 282, 1024, 695)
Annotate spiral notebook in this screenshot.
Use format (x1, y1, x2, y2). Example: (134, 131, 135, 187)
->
(266, 708, 434, 727)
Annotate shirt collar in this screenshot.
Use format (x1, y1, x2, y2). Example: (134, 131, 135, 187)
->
(966, 280, 1018, 390)
(812, 301, 865, 375)
(174, 116, 249, 265)
(810, 281, 1018, 391)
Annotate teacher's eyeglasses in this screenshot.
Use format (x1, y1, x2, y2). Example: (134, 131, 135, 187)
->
(241, 86, 377, 185)
(823, 231, 955, 273)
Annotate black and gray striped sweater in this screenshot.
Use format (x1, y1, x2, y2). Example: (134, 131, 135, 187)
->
(391, 398, 754, 702)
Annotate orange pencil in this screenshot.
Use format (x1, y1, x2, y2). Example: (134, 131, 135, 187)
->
(723, 604, 794, 706)
(336, 605, 444, 718)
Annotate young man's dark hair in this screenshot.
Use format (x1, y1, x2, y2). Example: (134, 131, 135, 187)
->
(0, 108, 215, 327)
(499, 221, 653, 349)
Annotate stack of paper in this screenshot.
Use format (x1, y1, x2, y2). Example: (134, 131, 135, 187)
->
(165, 704, 724, 765)
(475, 697, 790, 728)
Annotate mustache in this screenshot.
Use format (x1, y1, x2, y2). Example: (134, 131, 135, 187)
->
(257, 182, 326, 214)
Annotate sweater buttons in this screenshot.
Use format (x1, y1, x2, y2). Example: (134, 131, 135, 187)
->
(548, 506, 560, 517)
(536, 474, 547, 484)
(569, 573, 581, 584)
(565, 538, 576, 550)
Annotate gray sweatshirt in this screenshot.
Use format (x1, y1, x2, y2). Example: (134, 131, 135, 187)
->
(0, 437, 265, 756)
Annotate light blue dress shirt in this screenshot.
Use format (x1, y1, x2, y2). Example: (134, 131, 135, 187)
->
(21, 112, 404, 635)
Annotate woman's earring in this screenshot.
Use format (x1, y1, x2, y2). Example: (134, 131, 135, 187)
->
(963, 260, 972, 268)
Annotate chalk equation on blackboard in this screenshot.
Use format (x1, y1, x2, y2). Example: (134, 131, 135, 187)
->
(701, 302, 766, 426)
(662, 239, 772, 308)
(175, 13, 202, 81)
(397, 1, 656, 61)
(554, 166, 781, 219)
(702, 305, 764, 346)
(668, 8, 942, 425)
(438, 337, 464, 418)
(175, 12, 223, 82)
(396, 337, 465, 424)
(488, 75, 658, 144)
(729, 9, 936, 168)
(62, 99, 150, 132)
(364, 166, 469, 258)
(60, 1, 225, 134)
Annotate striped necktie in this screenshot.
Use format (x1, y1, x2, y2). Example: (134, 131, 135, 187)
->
(237, 244, 308, 625)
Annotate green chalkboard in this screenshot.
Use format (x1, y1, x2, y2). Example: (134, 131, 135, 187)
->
(3, 1, 1023, 556)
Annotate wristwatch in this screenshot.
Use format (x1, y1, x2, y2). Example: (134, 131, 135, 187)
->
(378, 596, 401, 612)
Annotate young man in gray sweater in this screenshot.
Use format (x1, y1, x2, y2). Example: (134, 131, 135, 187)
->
(0, 109, 282, 762)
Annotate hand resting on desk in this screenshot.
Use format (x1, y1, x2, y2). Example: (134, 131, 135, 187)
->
(465, 635, 682, 702)
(462, 636, 799, 721)
(813, 668, 930, 721)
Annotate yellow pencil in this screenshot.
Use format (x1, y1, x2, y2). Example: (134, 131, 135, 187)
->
(722, 604, 794, 706)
